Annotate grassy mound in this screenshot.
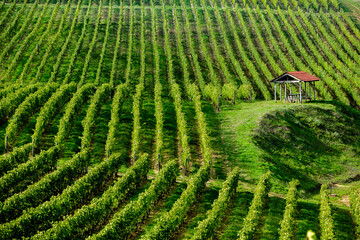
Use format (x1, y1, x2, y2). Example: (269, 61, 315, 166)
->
(220, 101, 360, 193)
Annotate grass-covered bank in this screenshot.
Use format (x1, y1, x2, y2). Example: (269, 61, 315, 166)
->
(218, 100, 360, 195)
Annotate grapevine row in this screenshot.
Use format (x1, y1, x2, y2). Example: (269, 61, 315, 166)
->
(19, 0, 72, 83)
(54, 83, 96, 148)
(213, 5, 254, 87)
(197, 0, 236, 87)
(0, 152, 127, 239)
(33, 154, 151, 239)
(1, 84, 106, 222)
(32, 82, 77, 148)
(185, 0, 221, 89)
(178, 0, 207, 94)
(0, 150, 89, 223)
(278, 179, 299, 240)
(105, 84, 127, 157)
(161, 2, 190, 172)
(95, 0, 113, 85)
(46, 0, 83, 83)
(152, 2, 164, 169)
(5, 83, 59, 148)
(2, 0, 54, 82)
(90, 159, 178, 239)
(0, 143, 32, 177)
(289, 9, 360, 105)
(228, 6, 271, 99)
(350, 187, 360, 237)
(78, 0, 103, 86)
(31, 0, 80, 83)
(0, 83, 24, 100)
(141, 163, 210, 239)
(0, 0, 17, 30)
(0, 83, 40, 121)
(319, 184, 335, 239)
(274, 7, 349, 104)
(237, 171, 271, 240)
(0, 146, 59, 202)
(62, 0, 93, 84)
(81, 84, 112, 149)
(264, 6, 331, 99)
(109, 2, 123, 85)
(123, 1, 134, 85)
(191, 167, 240, 240)
(0, 0, 29, 47)
(230, 4, 276, 81)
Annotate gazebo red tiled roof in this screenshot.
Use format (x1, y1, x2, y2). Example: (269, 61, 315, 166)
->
(271, 71, 320, 83)
(286, 71, 320, 82)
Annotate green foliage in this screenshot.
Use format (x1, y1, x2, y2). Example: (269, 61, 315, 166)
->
(191, 167, 240, 240)
(131, 83, 145, 161)
(0, 149, 90, 223)
(0, 0, 17, 30)
(105, 84, 127, 157)
(238, 84, 254, 100)
(189, 84, 212, 164)
(90, 159, 178, 239)
(62, 0, 92, 84)
(142, 164, 210, 240)
(237, 171, 271, 240)
(0, 84, 24, 100)
(178, 0, 206, 94)
(19, 0, 71, 83)
(2, 0, 54, 82)
(0, 143, 32, 177)
(33, 154, 151, 239)
(253, 105, 360, 190)
(152, 6, 164, 166)
(0, 0, 34, 63)
(79, 0, 102, 86)
(47, 0, 82, 83)
(204, 84, 220, 106)
(319, 184, 335, 240)
(81, 83, 112, 149)
(54, 83, 96, 149)
(95, 0, 112, 85)
(32, 83, 77, 148)
(0, 83, 40, 120)
(279, 179, 300, 240)
(5, 83, 58, 147)
(0, 146, 60, 202)
(0, 152, 127, 239)
(222, 83, 238, 102)
(109, 2, 123, 85)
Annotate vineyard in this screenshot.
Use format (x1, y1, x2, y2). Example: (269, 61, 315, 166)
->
(1, 0, 360, 238)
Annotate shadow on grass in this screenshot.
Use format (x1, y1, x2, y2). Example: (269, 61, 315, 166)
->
(253, 103, 360, 192)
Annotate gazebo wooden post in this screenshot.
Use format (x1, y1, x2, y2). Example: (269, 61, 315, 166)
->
(304, 82, 307, 101)
(284, 83, 287, 102)
(313, 82, 316, 101)
(280, 84, 282, 101)
(275, 83, 277, 102)
(300, 81, 302, 104)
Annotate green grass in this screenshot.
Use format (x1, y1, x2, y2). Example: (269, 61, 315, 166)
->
(219, 100, 360, 194)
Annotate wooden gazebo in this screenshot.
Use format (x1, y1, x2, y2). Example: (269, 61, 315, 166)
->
(271, 71, 319, 103)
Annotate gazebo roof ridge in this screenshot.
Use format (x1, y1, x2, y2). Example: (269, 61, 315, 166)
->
(271, 71, 320, 83)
